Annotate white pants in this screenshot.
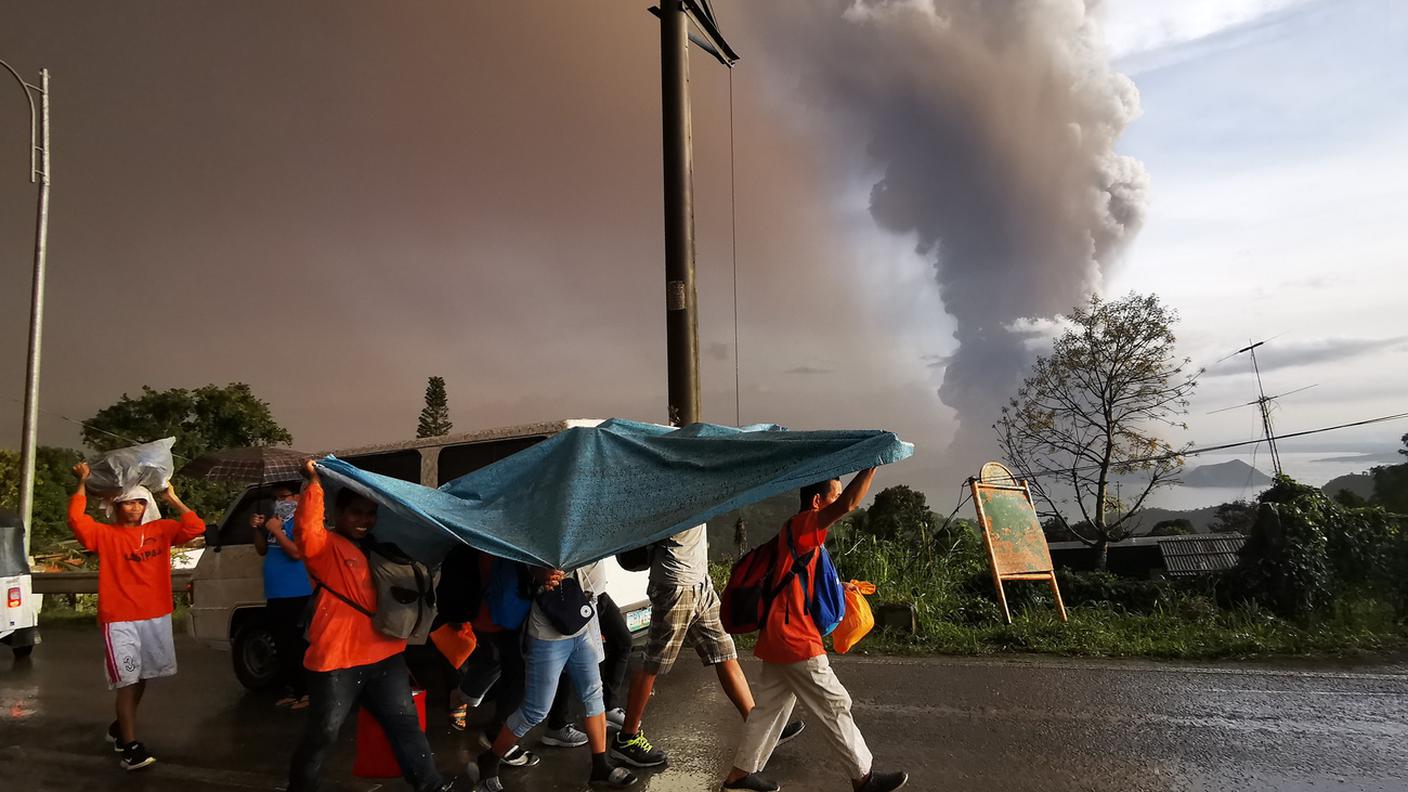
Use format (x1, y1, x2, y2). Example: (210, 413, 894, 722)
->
(102, 614, 177, 690)
(734, 654, 873, 780)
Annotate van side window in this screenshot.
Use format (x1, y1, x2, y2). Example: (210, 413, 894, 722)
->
(340, 450, 422, 483)
(218, 492, 266, 547)
(437, 437, 544, 486)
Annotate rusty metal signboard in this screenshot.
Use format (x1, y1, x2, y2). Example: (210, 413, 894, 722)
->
(970, 462, 1068, 624)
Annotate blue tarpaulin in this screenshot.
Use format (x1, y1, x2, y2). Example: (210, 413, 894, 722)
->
(314, 419, 913, 569)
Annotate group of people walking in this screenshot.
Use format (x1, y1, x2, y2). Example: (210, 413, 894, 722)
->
(67, 457, 908, 792)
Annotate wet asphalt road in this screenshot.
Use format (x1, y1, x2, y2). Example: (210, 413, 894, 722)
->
(3, 625, 1408, 792)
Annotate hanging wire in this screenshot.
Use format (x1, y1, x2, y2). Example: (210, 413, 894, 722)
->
(728, 68, 741, 427)
(8, 398, 191, 461)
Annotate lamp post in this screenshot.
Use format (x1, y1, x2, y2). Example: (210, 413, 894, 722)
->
(1, 59, 52, 557)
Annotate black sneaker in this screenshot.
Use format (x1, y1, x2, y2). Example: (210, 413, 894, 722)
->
(776, 720, 805, 747)
(105, 721, 122, 753)
(119, 741, 156, 771)
(590, 766, 640, 788)
(723, 772, 781, 791)
(502, 746, 540, 768)
(475, 734, 540, 768)
(610, 730, 667, 768)
(855, 770, 908, 792)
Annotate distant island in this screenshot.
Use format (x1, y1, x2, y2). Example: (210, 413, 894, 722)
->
(1182, 459, 1273, 488)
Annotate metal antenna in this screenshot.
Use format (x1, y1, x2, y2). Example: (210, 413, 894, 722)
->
(1208, 340, 1314, 477)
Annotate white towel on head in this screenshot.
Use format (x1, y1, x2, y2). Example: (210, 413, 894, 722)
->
(104, 485, 161, 524)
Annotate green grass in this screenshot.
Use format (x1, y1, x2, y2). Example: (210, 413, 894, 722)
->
(710, 531, 1408, 661)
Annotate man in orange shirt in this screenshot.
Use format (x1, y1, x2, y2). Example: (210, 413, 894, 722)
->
(721, 468, 909, 792)
(287, 460, 455, 792)
(67, 461, 204, 772)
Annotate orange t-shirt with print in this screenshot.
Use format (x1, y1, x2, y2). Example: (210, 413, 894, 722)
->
(296, 480, 406, 672)
(754, 509, 829, 665)
(68, 492, 205, 624)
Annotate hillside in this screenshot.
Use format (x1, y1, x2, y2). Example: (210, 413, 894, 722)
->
(1182, 460, 1273, 488)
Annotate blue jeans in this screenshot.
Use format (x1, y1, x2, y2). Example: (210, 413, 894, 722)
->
(506, 624, 605, 738)
(288, 653, 443, 792)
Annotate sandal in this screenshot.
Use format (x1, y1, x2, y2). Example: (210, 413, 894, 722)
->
(450, 703, 468, 732)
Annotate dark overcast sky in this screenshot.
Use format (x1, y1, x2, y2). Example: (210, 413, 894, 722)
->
(0, 2, 958, 495)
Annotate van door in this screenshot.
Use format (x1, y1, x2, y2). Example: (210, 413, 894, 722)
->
(188, 489, 267, 651)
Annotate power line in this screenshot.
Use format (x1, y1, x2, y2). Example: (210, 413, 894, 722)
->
(1015, 410, 1408, 482)
(5, 398, 191, 461)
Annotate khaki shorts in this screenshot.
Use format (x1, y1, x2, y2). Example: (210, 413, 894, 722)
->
(642, 581, 737, 674)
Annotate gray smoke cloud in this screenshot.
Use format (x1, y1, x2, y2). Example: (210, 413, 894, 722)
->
(749, 0, 1149, 462)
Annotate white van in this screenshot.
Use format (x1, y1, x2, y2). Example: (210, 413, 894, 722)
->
(187, 420, 651, 690)
(1, 510, 40, 659)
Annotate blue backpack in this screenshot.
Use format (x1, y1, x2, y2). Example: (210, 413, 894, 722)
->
(783, 519, 846, 636)
(486, 558, 533, 630)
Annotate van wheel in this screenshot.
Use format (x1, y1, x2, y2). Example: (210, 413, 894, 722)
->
(232, 622, 280, 691)
(11, 645, 33, 659)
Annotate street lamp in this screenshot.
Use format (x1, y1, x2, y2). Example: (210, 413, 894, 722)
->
(1, 58, 52, 557)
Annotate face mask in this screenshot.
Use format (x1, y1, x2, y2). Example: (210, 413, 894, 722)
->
(273, 499, 297, 521)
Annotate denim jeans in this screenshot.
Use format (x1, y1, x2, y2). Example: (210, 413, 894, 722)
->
(548, 594, 631, 728)
(288, 653, 443, 792)
(506, 621, 605, 738)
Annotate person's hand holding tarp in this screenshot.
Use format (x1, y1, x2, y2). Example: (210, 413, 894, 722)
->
(312, 419, 914, 568)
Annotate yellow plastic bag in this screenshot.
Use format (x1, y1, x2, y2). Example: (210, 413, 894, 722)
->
(832, 580, 877, 654)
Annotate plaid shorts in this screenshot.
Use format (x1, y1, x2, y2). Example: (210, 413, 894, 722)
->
(643, 580, 737, 674)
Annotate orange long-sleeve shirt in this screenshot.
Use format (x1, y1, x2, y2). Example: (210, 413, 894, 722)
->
(296, 480, 405, 672)
(68, 491, 204, 624)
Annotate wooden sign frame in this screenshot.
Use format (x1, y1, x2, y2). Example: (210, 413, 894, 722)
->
(970, 465, 1068, 624)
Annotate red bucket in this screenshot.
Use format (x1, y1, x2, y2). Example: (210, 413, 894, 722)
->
(352, 688, 428, 778)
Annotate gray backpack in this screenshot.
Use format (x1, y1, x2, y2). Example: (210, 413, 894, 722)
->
(312, 542, 441, 644)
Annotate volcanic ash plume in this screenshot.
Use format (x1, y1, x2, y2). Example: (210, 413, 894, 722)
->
(759, 0, 1150, 462)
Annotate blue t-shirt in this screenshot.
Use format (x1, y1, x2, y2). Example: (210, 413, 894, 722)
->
(263, 517, 313, 599)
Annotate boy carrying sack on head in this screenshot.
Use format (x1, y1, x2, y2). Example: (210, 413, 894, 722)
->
(68, 461, 204, 772)
(722, 468, 908, 792)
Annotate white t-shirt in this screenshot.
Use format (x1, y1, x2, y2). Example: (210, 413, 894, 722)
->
(649, 524, 710, 587)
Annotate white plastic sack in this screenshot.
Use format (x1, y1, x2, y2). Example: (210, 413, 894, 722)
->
(87, 438, 176, 494)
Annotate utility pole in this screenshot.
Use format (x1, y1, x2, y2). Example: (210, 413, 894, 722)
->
(1, 60, 51, 556)
(654, 0, 737, 426)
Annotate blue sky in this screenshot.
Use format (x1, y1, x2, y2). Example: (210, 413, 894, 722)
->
(1104, 0, 1408, 464)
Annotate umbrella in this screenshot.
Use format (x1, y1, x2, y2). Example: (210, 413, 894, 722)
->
(179, 446, 312, 487)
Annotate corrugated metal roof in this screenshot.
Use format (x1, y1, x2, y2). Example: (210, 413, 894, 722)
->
(1157, 534, 1247, 577)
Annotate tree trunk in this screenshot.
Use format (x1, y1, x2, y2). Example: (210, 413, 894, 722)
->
(1093, 537, 1109, 571)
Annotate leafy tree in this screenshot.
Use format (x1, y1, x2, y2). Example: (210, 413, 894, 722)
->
(0, 446, 84, 554)
(417, 376, 454, 438)
(82, 383, 293, 524)
(995, 293, 1196, 570)
(1370, 434, 1408, 514)
(83, 383, 292, 459)
(1150, 518, 1195, 536)
(1041, 516, 1081, 542)
(1210, 500, 1257, 534)
(865, 485, 935, 544)
(1333, 489, 1368, 508)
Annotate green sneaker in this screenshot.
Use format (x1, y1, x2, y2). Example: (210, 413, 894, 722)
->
(610, 730, 667, 768)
